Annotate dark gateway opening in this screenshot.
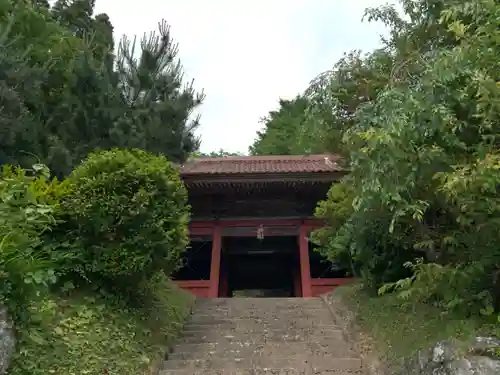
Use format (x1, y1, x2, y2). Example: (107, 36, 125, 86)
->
(221, 236, 299, 297)
(172, 235, 212, 281)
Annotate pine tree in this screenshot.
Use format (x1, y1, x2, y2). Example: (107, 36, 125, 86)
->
(113, 20, 204, 163)
(0, 15, 46, 167)
(1, 0, 204, 176)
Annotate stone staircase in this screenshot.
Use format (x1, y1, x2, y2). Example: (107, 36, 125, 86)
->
(160, 297, 365, 375)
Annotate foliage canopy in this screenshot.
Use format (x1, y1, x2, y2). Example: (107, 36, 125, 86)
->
(1, 0, 204, 177)
(253, 0, 500, 316)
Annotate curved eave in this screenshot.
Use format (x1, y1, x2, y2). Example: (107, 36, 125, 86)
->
(181, 171, 347, 195)
(181, 170, 346, 184)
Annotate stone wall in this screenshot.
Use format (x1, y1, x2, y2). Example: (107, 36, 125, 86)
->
(395, 337, 500, 375)
(0, 307, 15, 374)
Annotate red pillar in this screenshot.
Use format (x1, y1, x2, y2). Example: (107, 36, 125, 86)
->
(299, 224, 312, 297)
(208, 224, 222, 298)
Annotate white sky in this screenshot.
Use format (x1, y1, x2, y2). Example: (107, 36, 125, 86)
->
(90, 1, 395, 153)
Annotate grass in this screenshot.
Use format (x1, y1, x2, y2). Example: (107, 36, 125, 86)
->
(8, 276, 194, 375)
(334, 283, 491, 368)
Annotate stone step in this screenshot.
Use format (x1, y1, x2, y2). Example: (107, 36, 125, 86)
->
(195, 298, 324, 308)
(164, 298, 361, 375)
(195, 297, 324, 308)
(170, 338, 354, 351)
(196, 302, 325, 308)
(190, 309, 333, 319)
(178, 332, 345, 345)
(196, 297, 322, 302)
(184, 322, 340, 332)
(192, 311, 330, 318)
(161, 356, 362, 372)
(160, 368, 364, 375)
(182, 325, 343, 338)
(168, 341, 355, 360)
(188, 315, 337, 326)
(196, 301, 325, 309)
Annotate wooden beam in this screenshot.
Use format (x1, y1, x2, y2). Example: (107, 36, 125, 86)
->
(221, 219, 300, 227)
(190, 218, 324, 228)
(189, 226, 213, 235)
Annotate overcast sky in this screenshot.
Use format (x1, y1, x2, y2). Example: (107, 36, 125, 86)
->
(92, 0, 394, 154)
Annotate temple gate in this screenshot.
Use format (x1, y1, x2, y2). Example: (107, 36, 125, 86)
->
(173, 154, 352, 298)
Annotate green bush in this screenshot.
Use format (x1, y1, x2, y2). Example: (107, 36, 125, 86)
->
(9, 277, 194, 375)
(0, 164, 63, 322)
(311, 182, 358, 275)
(59, 148, 189, 286)
(312, 182, 416, 290)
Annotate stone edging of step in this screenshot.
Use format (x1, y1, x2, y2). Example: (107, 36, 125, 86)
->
(149, 296, 199, 375)
(320, 293, 386, 375)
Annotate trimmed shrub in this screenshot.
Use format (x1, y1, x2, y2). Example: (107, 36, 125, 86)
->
(59, 148, 189, 284)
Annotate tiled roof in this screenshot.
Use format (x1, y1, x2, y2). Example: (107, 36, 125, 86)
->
(180, 154, 342, 175)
